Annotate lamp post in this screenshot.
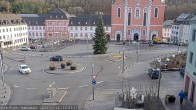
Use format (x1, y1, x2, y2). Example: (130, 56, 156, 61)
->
(49, 33, 54, 56)
(136, 41, 139, 62)
(147, 0, 153, 42)
(86, 35, 89, 57)
(157, 57, 161, 98)
(0, 47, 4, 87)
(122, 47, 125, 104)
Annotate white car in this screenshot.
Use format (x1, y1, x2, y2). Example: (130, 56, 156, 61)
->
(20, 46, 31, 51)
(18, 64, 31, 74)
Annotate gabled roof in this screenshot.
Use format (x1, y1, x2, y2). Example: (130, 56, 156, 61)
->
(163, 20, 173, 28)
(69, 15, 111, 26)
(22, 17, 45, 26)
(176, 13, 192, 21)
(47, 8, 70, 20)
(49, 8, 66, 14)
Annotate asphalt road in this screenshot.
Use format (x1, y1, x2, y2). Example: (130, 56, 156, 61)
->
(3, 43, 186, 109)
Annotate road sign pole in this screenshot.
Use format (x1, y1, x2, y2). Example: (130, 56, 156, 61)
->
(92, 61, 95, 100)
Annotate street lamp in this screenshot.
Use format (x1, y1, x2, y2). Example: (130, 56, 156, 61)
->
(157, 57, 161, 98)
(86, 34, 89, 57)
(0, 47, 4, 87)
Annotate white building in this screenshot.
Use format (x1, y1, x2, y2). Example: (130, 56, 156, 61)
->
(162, 20, 173, 42)
(171, 13, 193, 44)
(0, 14, 28, 48)
(68, 15, 111, 41)
(20, 14, 46, 40)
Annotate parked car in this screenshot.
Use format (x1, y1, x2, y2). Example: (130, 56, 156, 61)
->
(37, 44, 44, 48)
(20, 46, 31, 51)
(50, 55, 63, 61)
(148, 68, 161, 79)
(30, 45, 37, 49)
(179, 67, 185, 76)
(18, 64, 31, 74)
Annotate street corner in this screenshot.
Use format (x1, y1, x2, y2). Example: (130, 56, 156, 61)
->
(42, 88, 68, 104)
(43, 63, 86, 75)
(0, 81, 12, 105)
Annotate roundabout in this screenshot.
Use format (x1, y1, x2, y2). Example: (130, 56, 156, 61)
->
(43, 64, 86, 74)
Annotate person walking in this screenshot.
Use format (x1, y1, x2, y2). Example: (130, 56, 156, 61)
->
(178, 90, 185, 106)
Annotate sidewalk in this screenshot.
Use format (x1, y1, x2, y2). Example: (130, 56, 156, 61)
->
(83, 61, 195, 110)
(0, 64, 12, 105)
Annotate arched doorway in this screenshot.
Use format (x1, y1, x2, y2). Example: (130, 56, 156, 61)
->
(152, 34, 156, 40)
(116, 34, 121, 42)
(134, 33, 139, 41)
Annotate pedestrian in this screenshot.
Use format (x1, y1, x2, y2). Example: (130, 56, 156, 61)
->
(178, 90, 185, 106)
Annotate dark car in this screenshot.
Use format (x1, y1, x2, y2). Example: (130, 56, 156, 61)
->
(179, 67, 185, 76)
(30, 45, 37, 49)
(50, 55, 63, 61)
(148, 68, 161, 79)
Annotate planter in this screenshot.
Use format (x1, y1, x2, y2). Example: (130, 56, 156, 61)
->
(66, 60, 73, 66)
(70, 66, 77, 70)
(66, 62, 72, 66)
(49, 66, 55, 70)
(165, 95, 176, 103)
(61, 64, 65, 69)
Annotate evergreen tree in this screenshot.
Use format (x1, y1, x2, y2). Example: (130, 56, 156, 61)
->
(93, 14, 108, 54)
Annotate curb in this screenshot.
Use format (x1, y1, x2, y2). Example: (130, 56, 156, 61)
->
(43, 65, 86, 74)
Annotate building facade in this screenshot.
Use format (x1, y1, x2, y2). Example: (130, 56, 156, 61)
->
(21, 8, 111, 42)
(162, 20, 173, 42)
(0, 14, 28, 48)
(68, 15, 111, 41)
(183, 15, 196, 109)
(20, 14, 46, 41)
(111, 0, 165, 42)
(171, 13, 193, 44)
(45, 8, 70, 42)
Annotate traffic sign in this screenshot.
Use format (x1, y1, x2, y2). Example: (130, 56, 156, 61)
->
(92, 79, 96, 85)
(91, 75, 97, 79)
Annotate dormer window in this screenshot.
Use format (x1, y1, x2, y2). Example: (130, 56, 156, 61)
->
(78, 22, 80, 24)
(56, 15, 58, 18)
(93, 22, 95, 25)
(50, 16, 52, 18)
(71, 22, 73, 24)
(86, 22, 87, 24)
(61, 15, 63, 18)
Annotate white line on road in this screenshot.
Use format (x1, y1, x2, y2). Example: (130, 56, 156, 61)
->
(14, 85, 19, 87)
(97, 81, 103, 84)
(27, 88, 36, 90)
(78, 85, 88, 87)
(58, 87, 70, 90)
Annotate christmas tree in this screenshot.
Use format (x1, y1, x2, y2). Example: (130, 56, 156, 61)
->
(93, 14, 108, 54)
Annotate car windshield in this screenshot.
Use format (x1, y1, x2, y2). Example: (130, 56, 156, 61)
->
(153, 71, 160, 75)
(22, 66, 28, 69)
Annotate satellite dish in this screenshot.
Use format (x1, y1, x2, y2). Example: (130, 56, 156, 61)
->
(161, 0, 165, 4)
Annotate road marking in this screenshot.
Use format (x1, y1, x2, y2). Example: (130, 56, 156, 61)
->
(58, 87, 70, 90)
(49, 82, 55, 88)
(79, 85, 88, 87)
(14, 85, 19, 87)
(97, 81, 103, 84)
(27, 88, 36, 90)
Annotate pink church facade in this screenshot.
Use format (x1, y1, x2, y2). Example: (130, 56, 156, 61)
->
(111, 0, 165, 42)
